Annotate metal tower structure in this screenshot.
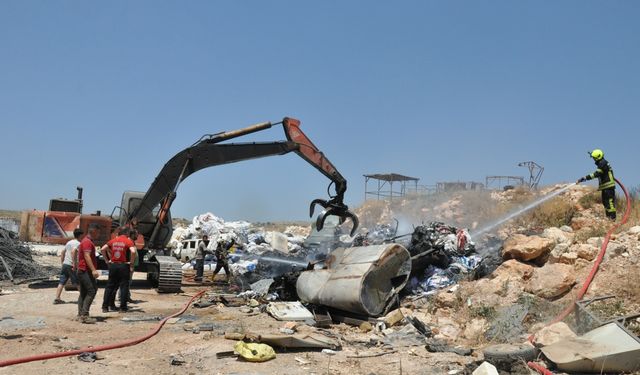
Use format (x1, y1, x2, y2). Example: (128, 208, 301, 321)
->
(518, 161, 544, 189)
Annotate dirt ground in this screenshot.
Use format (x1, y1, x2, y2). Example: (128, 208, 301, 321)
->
(0, 254, 478, 375)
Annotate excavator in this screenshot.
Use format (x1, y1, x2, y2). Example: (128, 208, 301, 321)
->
(108, 117, 359, 292)
(20, 117, 358, 291)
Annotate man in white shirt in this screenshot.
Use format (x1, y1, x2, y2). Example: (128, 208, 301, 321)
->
(53, 228, 83, 304)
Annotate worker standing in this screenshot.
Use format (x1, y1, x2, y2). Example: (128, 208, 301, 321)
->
(100, 227, 137, 312)
(577, 149, 617, 220)
(212, 238, 235, 283)
(77, 223, 101, 324)
(117, 229, 138, 304)
(53, 228, 83, 304)
(194, 235, 211, 282)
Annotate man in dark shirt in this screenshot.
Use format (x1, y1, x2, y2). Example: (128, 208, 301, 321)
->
(77, 223, 101, 324)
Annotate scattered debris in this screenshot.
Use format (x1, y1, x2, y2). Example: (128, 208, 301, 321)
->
(120, 315, 162, 322)
(404, 222, 481, 296)
(267, 302, 314, 321)
(383, 323, 428, 347)
(250, 278, 275, 296)
(294, 356, 311, 365)
(381, 308, 404, 328)
(234, 341, 276, 362)
(405, 316, 432, 337)
(347, 349, 397, 359)
(482, 343, 537, 367)
(169, 354, 185, 366)
(541, 322, 640, 373)
(225, 331, 340, 350)
(0, 228, 55, 282)
(533, 322, 576, 347)
(471, 361, 499, 375)
(77, 352, 98, 363)
(425, 338, 472, 356)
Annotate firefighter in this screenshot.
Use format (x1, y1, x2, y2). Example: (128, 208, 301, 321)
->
(577, 149, 617, 220)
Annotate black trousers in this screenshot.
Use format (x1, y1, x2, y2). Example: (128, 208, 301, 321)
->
(601, 188, 617, 219)
(102, 263, 130, 310)
(212, 257, 230, 280)
(195, 259, 204, 281)
(77, 270, 97, 317)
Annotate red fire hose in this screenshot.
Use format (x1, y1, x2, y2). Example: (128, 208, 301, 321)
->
(528, 177, 632, 374)
(0, 290, 206, 367)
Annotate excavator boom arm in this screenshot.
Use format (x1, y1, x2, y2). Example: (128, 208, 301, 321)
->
(128, 117, 358, 248)
(283, 117, 347, 198)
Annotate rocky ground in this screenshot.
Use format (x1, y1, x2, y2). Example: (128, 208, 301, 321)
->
(1, 184, 639, 374)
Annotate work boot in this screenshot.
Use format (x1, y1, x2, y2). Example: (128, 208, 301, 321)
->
(80, 316, 97, 324)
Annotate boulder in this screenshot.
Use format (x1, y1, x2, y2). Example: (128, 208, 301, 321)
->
(570, 217, 592, 231)
(560, 225, 573, 233)
(435, 292, 458, 309)
(542, 227, 573, 244)
(548, 243, 570, 263)
(604, 241, 627, 260)
(464, 260, 533, 306)
(573, 243, 598, 261)
(525, 263, 576, 299)
(586, 237, 602, 248)
(502, 234, 555, 261)
(492, 259, 534, 281)
(462, 318, 487, 341)
(383, 308, 405, 327)
(559, 252, 578, 264)
(435, 316, 461, 341)
(533, 322, 576, 347)
(628, 226, 640, 235)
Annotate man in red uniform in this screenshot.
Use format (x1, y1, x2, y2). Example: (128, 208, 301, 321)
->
(77, 223, 101, 323)
(100, 227, 137, 312)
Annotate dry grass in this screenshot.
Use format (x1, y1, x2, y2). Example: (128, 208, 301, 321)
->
(514, 197, 577, 229)
(617, 189, 640, 227)
(575, 226, 608, 242)
(578, 190, 600, 209)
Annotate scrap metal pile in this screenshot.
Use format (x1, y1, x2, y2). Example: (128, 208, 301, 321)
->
(344, 220, 483, 298)
(0, 228, 54, 282)
(404, 222, 481, 296)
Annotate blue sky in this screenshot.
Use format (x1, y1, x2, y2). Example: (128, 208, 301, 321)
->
(1, 1, 638, 222)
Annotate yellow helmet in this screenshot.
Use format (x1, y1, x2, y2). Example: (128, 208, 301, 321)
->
(590, 149, 604, 161)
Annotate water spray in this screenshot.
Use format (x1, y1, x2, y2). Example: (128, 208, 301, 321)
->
(472, 183, 577, 239)
(257, 256, 308, 268)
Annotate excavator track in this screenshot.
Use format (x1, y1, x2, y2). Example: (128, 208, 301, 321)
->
(155, 255, 182, 293)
